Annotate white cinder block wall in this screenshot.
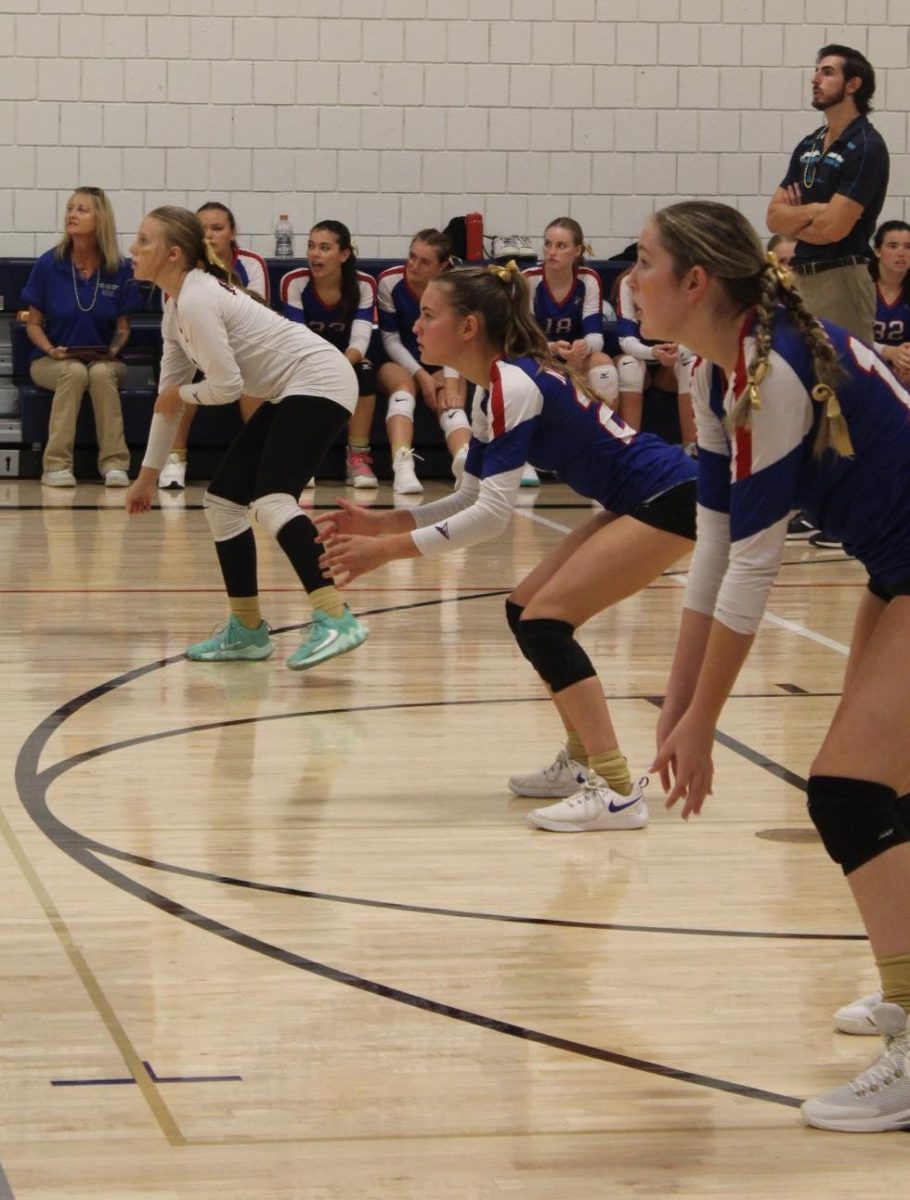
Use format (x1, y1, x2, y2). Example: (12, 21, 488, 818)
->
(2, 0, 909, 259)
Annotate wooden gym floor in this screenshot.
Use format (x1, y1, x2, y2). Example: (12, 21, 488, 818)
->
(0, 476, 904, 1199)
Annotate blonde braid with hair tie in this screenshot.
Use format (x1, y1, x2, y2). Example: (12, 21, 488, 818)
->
(203, 239, 228, 275)
(766, 250, 795, 293)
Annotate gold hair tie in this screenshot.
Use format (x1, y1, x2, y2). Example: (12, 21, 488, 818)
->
(204, 240, 227, 273)
(747, 359, 770, 411)
(766, 250, 795, 292)
(812, 382, 842, 420)
(488, 259, 520, 282)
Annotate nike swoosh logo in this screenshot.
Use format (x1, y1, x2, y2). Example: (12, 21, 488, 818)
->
(608, 796, 640, 813)
(317, 629, 340, 648)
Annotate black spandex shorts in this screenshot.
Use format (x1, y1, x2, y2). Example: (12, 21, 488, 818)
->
(628, 480, 697, 541)
(867, 574, 910, 603)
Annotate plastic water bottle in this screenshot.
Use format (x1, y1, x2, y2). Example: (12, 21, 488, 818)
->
(274, 214, 294, 258)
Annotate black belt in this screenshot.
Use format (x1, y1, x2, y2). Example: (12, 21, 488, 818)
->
(792, 255, 868, 276)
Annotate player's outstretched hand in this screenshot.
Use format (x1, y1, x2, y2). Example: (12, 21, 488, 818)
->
(651, 711, 715, 820)
(125, 478, 155, 515)
(313, 496, 386, 542)
(319, 534, 389, 586)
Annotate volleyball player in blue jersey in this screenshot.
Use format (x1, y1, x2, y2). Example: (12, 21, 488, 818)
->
(377, 230, 471, 494)
(318, 262, 697, 834)
(633, 200, 910, 1134)
(282, 221, 379, 488)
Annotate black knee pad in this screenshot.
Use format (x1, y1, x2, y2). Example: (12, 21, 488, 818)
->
(517, 617, 597, 693)
(807, 775, 908, 875)
(505, 598, 525, 640)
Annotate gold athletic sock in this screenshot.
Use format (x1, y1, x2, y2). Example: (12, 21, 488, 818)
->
(348, 438, 370, 451)
(229, 596, 263, 629)
(391, 442, 412, 456)
(588, 749, 633, 797)
(878, 951, 910, 1014)
(308, 585, 346, 619)
(565, 731, 589, 767)
(171, 447, 187, 462)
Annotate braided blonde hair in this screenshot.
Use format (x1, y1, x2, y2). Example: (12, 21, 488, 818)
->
(653, 201, 852, 458)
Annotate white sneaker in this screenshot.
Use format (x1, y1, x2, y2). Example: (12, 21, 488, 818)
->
(528, 774, 649, 832)
(392, 446, 423, 494)
(508, 749, 588, 799)
(802, 1002, 910, 1132)
(451, 444, 469, 485)
(41, 468, 76, 488)
(104, 469, 130, 488)
(520, 463, 540, 487)
(834, 991, 884, 1035)
(490, 234, 536, 262)
(158, 452, 186, 490)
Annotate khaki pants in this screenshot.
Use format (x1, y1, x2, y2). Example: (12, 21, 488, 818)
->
(795, 264, 875, 344)
(30, 356, 129, 474)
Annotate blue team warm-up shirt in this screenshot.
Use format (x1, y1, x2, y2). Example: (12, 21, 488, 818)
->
(281, 268, 376, 356)
(22, 250, 143, 361)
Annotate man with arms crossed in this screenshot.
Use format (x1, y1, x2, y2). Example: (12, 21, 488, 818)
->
(768, 44, 888, 545)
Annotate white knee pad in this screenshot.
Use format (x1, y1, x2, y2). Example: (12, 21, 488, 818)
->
(587, 362, 619, 404)
(203, 491, 250, 542)
(385, 390, 416, 422)
(438, 407, 470, 434)
(617, 355, 646, 394)
(251, 491, 306, 538)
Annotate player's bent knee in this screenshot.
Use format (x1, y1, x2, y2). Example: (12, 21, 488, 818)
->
(202, 490, 250, 542)
(251, 492, 305, 538)
(617, 356, 646, 394)
(385, 391, 416, 421)
(587, 363, 618, 404)
(807, 775, 908, 874)
(518, 617, 597, 693)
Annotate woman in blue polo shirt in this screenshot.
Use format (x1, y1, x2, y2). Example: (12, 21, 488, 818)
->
(23, 187, 140, 488)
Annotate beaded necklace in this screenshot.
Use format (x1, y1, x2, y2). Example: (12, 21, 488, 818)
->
(71, 257, 101, 313)
(801, 127, 828, 191)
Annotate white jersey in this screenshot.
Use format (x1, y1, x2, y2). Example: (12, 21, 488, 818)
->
(159, 270, 357, 411)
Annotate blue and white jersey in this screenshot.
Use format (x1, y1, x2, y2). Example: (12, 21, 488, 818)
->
(689, 309, 910, 632)
(22, 249, 143, 361)
(522, 266, 604, 352)
(409, 356, 695, 556)
(232, 248, 269, 305)
(377, 264, 423, 373)
(280, 268, 376, 357)
(873, 284, 910, 350)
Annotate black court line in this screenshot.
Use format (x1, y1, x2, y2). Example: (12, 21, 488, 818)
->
(0, 1162, 14, 1200)
(52, 1061, 242, 1087)
(14, 593, 838, 1113)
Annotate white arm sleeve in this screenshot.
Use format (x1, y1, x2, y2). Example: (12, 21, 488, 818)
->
(684, 504, 731, 618)
(380, 325, 421, 375)
(714, 516, 788, 635)
(410, 466, 522, 556)
(619, 334, 656, 360)
(349, 315, 372, 358)
(157, 315, 197, 394)
(141, 410, 183, 472)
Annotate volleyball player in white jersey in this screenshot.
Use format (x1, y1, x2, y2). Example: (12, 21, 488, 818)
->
(614, 268, 696, 448)
(124, 206, 367, 670)
(158, 202, 271, 490)
(635, 200, 910, 1133)
(377, 229, 471, 494)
